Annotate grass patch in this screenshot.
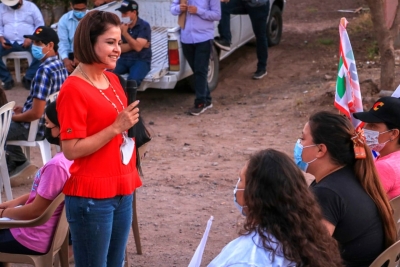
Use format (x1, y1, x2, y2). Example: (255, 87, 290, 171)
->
(366, 40, 379, 59)
(306, 7, 318, 13)
(317, 38, 334, 46)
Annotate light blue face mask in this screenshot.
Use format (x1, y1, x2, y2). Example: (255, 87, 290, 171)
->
(293, 139, 317, 172)
(233, 178, 246, 216)
(73, 10, 86, 20)
(31, 44, 48, 60)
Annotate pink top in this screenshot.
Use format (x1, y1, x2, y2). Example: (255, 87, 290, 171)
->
(10, 153, 73, 253)
(375, 150, 400, 200)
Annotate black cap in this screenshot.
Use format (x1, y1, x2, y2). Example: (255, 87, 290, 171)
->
(23, 26, 59, 45)
(353, 97, 400, 128)
(45, 101, 59, 127)
(115, 0, 138, 13)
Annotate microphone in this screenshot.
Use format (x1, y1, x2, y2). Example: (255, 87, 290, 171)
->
(126, 80, 138, 138)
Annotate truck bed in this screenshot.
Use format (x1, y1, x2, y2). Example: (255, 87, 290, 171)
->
(144, 26, 169, 83)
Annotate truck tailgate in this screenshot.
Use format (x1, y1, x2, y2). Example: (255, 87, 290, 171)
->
(144, 26, 169, 82)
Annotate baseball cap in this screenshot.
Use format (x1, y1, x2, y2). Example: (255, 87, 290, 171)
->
(23, 26, 59, 45)
(1, 0, 19, 7)
(353, 97, 400, 128)
(115, 0, 138, 13)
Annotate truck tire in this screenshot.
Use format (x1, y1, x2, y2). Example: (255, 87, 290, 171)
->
(267, 5, 282, 47)
(187, 44, 219, 92)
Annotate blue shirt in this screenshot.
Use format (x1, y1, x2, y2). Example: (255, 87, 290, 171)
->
(57, 10, 80, 60)
(170, 0, 221, 44)
(120, 17, 152, 63)
(22, 56, 68, 138)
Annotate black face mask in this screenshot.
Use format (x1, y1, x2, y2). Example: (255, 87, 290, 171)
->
(10, 2, 21, 10)
(44, 127, 60, 146)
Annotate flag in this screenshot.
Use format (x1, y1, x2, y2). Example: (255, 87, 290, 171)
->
(188, 216, 213, 267)
(392, 84, 400, 97)
(335, 18, 364, 129)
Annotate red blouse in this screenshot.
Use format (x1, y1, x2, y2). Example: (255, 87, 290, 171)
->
(57, 71, 141, 198)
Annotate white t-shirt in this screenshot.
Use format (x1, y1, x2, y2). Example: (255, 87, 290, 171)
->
(208, 232, 295, 267)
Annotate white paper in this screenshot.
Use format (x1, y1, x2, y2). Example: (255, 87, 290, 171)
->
(392, 84, 400, 98)
(188, 216, 214, 267)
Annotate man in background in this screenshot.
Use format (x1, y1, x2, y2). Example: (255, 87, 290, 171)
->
(57, 0, 88, 73)
(114, 0, 152, 87)
(0, 0, 44, 90)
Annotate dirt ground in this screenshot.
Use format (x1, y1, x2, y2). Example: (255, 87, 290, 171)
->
(3, 0, 398, 266)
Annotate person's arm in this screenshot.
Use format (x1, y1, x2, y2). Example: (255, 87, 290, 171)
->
(0, 194, 30, 209)
(192, 0, 221, 21)
(57, 16, 70, 61)
(61, 100, 140, 160)
(322, 219, 335, 236)
(12, 67, 49, 122)
(32, 3, 45, 28)
(120, 24, 148, 52)
(12, 98, 46, 122)
(171, 0, 183, 16)
(0, 194, 52, 220)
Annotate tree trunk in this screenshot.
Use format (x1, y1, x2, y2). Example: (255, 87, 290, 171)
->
(365, 0, 400, 91)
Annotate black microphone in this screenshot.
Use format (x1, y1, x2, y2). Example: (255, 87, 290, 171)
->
(126, 80, 138, 138)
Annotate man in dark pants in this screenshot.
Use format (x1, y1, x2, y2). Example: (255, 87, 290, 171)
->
(214, 0, 270, 80)
(171, 0, 221, 116)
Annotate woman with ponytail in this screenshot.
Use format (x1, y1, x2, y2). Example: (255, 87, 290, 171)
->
(295, 111, 396, 267)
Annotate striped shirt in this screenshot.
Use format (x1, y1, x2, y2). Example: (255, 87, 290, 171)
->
(22, 56, 68, 138)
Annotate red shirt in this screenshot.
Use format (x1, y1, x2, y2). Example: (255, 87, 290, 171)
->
(57, 71, 141, 198)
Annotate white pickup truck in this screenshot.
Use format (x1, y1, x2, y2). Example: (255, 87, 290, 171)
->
(53, 0, 285, 91)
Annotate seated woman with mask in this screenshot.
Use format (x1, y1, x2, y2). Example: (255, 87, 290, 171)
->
(209, 149, 342, 267)
(296, 111, 396, 266)
(353, 96, 400, 200)
(0, 101, 72, 263)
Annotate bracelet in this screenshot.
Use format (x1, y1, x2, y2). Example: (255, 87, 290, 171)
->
(0, 208, 6, 218)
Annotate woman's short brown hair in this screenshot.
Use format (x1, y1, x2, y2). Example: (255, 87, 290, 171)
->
(73, 10, 120, 64)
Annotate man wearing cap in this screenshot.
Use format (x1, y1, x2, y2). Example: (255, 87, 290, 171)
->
(6, 26, 68, 178)
(113, 0, 152, 86)
(353, 96, 400, 200)
(58, 0, 88, 73)
(0, 0, 44, 90)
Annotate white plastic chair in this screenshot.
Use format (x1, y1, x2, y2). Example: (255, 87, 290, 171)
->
(2, 52, 33, 83)
(0, 101, 16, 203)
(5, 92, 59, 165)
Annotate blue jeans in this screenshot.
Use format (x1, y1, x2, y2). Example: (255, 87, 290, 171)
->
(113, 58, 150, 86)
(0, 40, 41, 83)
(218, 0, 270, 71)
(182, 40, 212, 106)
(66, 194, 133, 267)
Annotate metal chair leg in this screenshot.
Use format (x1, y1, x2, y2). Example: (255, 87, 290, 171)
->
(132, 190, 142, 255)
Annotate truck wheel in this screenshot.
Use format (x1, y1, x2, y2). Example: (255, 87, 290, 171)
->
(267, 5, 282, 47)
(188, 45, 219, 92)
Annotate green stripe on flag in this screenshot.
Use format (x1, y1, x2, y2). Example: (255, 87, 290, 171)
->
(336, 57, 346, 98)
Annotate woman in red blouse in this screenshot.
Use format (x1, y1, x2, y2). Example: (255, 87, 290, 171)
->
(57, 10, 141, 267)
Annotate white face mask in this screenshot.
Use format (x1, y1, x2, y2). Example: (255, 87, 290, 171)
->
(233, 178, 246, 216)
(363, 129, 392, 152)
(120, 17, 132, 24)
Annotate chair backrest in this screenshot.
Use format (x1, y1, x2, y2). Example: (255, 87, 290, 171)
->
(0, 101, 15, 159)
(0, 193, 65, 229)
(49, 205, 68, 254)
(390, 195, 400, 237)
(369, 240, 400, 267)
(48, 92, 59, 103)
(25, 92, 59, 142)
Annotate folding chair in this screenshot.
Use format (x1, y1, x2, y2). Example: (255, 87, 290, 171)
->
(369, 240, 400, 267)
(0, 193, 69, 267)
(0, 101, 15, 203)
